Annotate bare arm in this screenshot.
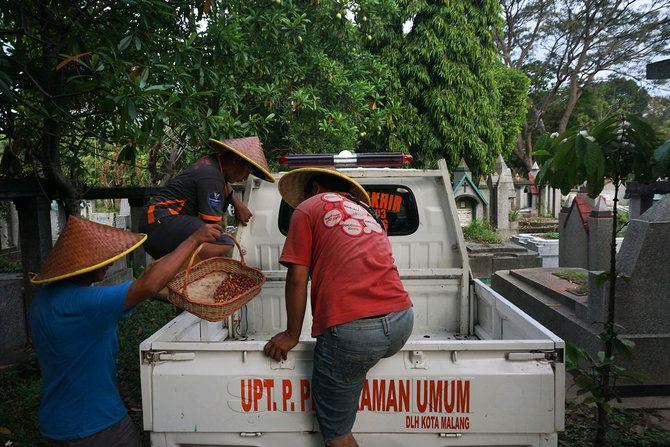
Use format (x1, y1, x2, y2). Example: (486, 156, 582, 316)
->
(125, 224, 223, 310)
(263, 263, 310, 361)
(230, 189, 252, 226)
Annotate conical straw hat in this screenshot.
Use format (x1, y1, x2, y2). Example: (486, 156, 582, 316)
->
(278, 167, 370, 209)
(30, 216, 147, 284)
(208, 136, 275, 183)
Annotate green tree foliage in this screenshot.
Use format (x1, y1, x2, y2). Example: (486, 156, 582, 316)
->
(533, 114, 660, 196)
(539, 77, 652, 136)
(588, 78, 652, 120)
(0, 0, 395, 211)
(0, 1, 214, 210)
(497, 0, 670, 172)
(1, 0, 533, 204)
(646, 96, 670, 135)
(371, 0, 508, 175)
(215, 0, 395, 157)
(493, 62, 530, 161)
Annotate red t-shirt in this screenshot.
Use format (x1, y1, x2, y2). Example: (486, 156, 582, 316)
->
(280, 193, 412, 337)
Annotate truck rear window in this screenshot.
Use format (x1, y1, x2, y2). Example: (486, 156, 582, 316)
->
(278, 184, 419, 236)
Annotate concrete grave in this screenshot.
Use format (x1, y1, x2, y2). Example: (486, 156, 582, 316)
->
(467, 241, 542, 280)
(613, 195, 670, 336)
(511, 233, 559, 267)
(587, 197, 614, 271)
(513, 163, 561, 218)
(559, 193, 613, 271)
(94, 256, 135, 286)
(493, 194, 670, 391)
(0, 202, 19, 252)
(487, 155, 516, 238)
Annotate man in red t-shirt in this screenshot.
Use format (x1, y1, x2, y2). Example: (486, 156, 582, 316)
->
(264, 167, 413, 447)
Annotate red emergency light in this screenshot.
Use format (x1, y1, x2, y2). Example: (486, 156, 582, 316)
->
(278, 151, 413, 168)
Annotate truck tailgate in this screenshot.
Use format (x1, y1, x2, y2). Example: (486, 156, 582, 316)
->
(143, 339, 557, 436)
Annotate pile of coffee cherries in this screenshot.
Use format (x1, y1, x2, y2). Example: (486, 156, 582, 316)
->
(213, 273, 256, 303)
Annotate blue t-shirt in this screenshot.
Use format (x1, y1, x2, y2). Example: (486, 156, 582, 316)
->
(29, 280, 133, 440)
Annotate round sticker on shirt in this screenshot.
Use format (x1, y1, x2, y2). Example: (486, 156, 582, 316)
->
(342, 200, 368, 219)
(363, 214, 384, 234)
(324, 209, 343, 227)
(323, 193, 343, 202)
(341, 218, 364, 236)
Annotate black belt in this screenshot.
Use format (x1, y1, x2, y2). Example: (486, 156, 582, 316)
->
(362, 313, 389, 320)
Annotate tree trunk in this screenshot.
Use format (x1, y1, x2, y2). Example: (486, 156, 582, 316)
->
(159, 139, 181, 187)
(516, 98, 553, 174)
(595, 402, 609, 446)
(40, 43, 79, 217)
(147, 140, 161, 186)
(558, 74, 581, 133)
(41, 114, 78, 216)
(513, 131, 533, 172)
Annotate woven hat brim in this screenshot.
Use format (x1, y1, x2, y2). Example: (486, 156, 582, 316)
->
(208, 138, 276, 183)
(30, 216, 147, 284)
(30, 234, 147, 284)
(278, 167, 370, 208)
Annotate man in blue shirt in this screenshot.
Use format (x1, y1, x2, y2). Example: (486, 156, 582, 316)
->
(30, 216, 222, 446)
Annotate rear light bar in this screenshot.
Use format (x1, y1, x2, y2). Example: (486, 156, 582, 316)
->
(279, 151, 413, 168)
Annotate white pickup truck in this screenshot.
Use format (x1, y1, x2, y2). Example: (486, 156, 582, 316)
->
(140, 158, 565, 447)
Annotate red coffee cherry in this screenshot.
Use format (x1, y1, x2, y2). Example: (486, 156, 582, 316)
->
(213, 273, 256, 303)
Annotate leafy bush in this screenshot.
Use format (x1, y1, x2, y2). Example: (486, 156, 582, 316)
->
(462, 219, 502, 244)
(561, 402, 670, 447)
(509, 208, 521, 221)
(0, 362, 44, 446)
(0, 254, 21, 272)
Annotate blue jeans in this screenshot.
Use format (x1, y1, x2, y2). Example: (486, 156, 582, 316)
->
(312, 307, 414, 441)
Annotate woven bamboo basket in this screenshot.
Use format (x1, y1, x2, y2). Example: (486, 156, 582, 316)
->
(167, 234, 265, 322)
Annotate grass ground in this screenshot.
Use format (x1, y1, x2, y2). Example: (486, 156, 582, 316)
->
(561, 402, 670, 447)
(2, 299, 669, 447)
(553, 269, 589, 295)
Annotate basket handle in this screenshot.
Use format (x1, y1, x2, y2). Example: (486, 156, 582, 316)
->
(183, 232, 245, 297)
(224, 232, 246, 265)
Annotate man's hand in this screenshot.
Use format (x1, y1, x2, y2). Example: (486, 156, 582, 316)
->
(126, 224, 223, 310)
(190, 223, 224, 245)
(234, 202, 253, 226)
(263, 264, 309, 361)
(264, 331, 299, 361)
